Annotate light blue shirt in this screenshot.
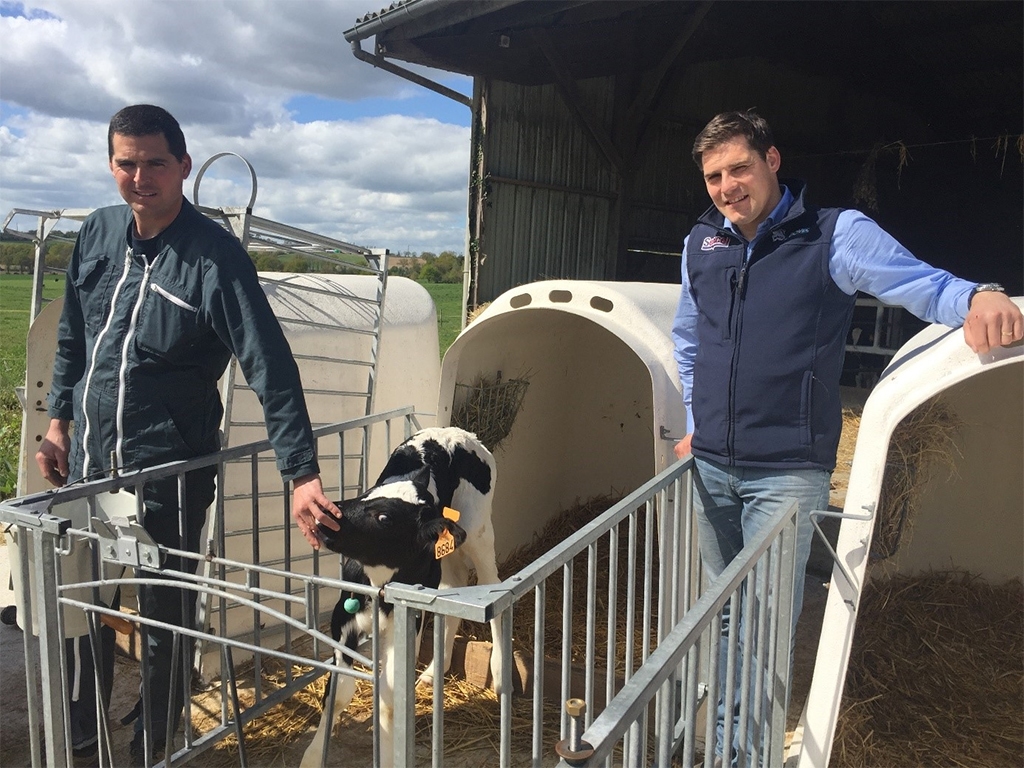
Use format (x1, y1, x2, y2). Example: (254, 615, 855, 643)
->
(672, 185, 974, 430)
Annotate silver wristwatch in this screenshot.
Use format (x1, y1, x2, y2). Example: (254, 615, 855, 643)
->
(968, 282, 1005, 308)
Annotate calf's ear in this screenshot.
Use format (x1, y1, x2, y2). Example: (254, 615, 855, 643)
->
(447, 519, 468, 547)
(419, 518, 468, 553)
(411, 465, 432, 491)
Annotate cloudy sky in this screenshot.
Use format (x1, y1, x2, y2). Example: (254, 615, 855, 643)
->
(0, 0, 474, 254)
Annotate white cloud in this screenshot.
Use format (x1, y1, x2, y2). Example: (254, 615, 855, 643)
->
(0, 0, 473, 254)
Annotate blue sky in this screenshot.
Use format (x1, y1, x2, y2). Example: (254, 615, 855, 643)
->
(286, 92, 471, 126)
(1, 1, 56, 19)
(0, 0, 475, 254)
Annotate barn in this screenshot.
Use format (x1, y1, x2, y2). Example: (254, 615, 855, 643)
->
(342, 0, 1023, 310)
(341, 3, 1024, 765)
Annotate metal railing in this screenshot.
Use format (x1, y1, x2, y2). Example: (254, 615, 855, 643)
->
(2, 407, 418, 768)
(562, 497, 799, 768)
(4, 430, 799, 768)
(385, 458, 799, 768)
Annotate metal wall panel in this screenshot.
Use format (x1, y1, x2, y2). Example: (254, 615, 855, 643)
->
(624, 118, 704, 281)
(479, 182, 612, 300)
(475, 77, 620, 303)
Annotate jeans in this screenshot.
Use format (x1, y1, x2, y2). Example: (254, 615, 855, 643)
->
(692, 456, 830, 764)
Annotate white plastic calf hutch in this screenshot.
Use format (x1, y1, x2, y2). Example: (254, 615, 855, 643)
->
(215, 273, 439, 557)
(16, 275, 438, 499)
(791, 296, 1024, 767)
(439, 279, 688, 559)
(13, 270, 441, 667)
(206, 273, 441, 666)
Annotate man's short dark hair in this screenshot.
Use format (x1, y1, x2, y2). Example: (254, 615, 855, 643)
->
(692, 111, 774, 169)
(107, 105, 187, 161)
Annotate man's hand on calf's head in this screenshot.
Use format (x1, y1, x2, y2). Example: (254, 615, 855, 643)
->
(291, 474, 342, 550)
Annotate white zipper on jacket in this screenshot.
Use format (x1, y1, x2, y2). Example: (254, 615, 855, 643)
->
(114, 253, 163, 471)
(80, 247, 134, 479)
(150, 282, 198, 312)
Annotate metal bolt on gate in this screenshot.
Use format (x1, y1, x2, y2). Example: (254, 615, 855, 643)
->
(555, 698, 595, 765)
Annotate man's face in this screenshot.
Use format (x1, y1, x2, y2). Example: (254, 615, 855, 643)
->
(109, 132, 191, 238)
(701, 137, 782, 240)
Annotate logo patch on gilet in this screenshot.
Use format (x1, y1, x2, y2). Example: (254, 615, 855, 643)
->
(701, 235, 733, 251)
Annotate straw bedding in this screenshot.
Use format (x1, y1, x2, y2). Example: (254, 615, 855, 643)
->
(195, 398, 1017, 766)
(830, 398, 1021, 766)
(451, 372, 531, 451)
(872, 398, 963, 561)
(835, 398, 964, 561)
(457, 492, 651, 670)
(197, 495, 624, 766)
(193, 655, 565, 767)
(831, 571, 1023, 767)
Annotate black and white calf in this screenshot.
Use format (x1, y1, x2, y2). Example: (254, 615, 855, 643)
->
(301, 427, 503, 768)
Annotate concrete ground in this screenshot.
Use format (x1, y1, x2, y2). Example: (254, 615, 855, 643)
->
(0, 535, 145, 768)
(0, 535, 34, 766)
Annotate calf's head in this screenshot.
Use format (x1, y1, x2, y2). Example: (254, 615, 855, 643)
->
(317, 466, 467, 569)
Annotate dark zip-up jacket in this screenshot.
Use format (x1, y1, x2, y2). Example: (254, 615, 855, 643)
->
(49, 200, 319, 483)
(685, 182, 855, 470)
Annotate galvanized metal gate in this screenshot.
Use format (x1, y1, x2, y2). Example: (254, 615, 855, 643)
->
(3, 435, 798, 768)
(385, 456, 799, 768)
(3, 408, 418, 768)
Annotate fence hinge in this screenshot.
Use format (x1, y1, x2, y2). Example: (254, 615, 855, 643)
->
(92, 515, 161, 567)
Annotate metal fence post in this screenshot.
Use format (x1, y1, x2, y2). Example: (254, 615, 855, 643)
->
(392, 597, 418, 768)
(33, 523, 71, 767)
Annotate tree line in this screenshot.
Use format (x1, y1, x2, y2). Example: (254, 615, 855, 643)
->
(387, 251, 463, 283)
(1, 238, 464, 284)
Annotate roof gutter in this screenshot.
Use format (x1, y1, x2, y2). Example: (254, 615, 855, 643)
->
(343, 0, 521, 107)
(348, 39, 472, 108)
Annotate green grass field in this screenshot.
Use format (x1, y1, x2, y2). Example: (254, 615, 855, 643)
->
(423, 281, 464, 355)
(0, 274, 464, 500)
(0, 274, 66, 497)
(0, 274, 66, 389)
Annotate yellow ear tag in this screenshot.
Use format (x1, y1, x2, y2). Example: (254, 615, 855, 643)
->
(443, 506, 461, 522)
(435, 507, 461, 559)
(435, 528, 456, 559)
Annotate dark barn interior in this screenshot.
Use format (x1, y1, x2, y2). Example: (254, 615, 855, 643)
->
(347, 1, 1023, 303)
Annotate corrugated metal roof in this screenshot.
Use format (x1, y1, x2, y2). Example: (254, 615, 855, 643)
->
(347, 0, 1022, 301)
(354, 0, 416, 25)
(345, 0, 525, 45)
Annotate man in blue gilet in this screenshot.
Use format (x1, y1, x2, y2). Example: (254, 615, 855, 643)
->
(671, 110, 1022, 765)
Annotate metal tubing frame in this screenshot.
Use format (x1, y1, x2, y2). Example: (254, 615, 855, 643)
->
(8, 437, 802, 767)
(1, 408, 417, 768)
(568, 499, 799, 766)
